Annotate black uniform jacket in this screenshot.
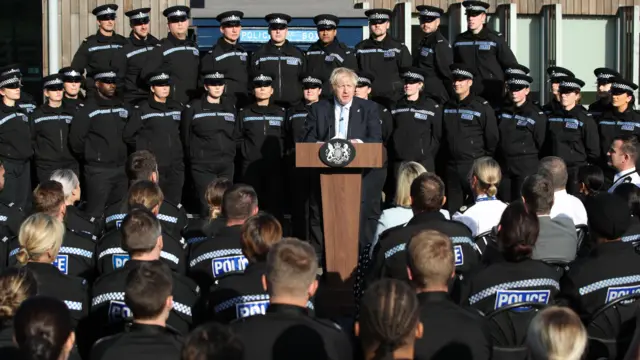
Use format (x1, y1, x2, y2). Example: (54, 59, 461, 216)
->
(209, 261, 269, 323)
(303, 97, 382, 143)
(71, 31, 127, 90)
(112, 32, 161, 103)
(0, 101, 32, 161)
(251, 40, 306, 106)
(598, 107, 640, 161)
(199, 37, 249, 103)
(414, 29, 454, 104)
(66, 205, 99, 237)
(236, 103, 287, 162)
(90, 323, 183, 360)
(496, 100, 546, 160)
(30, 103, 76, 166)
(231, 304, 353, 360)
(102, 197, 187, 240)
(545, 105, 599, 167)
(389, 96, 442, 162)
(305, 39, 357, 98)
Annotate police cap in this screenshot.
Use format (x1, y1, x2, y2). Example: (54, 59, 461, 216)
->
(313, 14, 339, 30)
(92, 4, 118, 21)
(163, 6, 190, 23)
(147, 71, 171, 86)
(463, 1, 490, 16)
(610, 77, 639, 96)
(450, 63, 475, 81)
(251, 72, 273, 87)
(506, 73, 533, 91)
(125, 8, 151, 25)
(365, 9, 392, 24)
(217, 11, 244, 27)
(594, 67, 621, 85)
(92, 68, 118, 84)
(42, 74, 64, 91)
(0, 64, 22, 78)
(547, 66, 574, 83)
(400, 67, 426, 84)
(265, 13, 292, 29)
(202, 71, 225, 86)
(58, 67, 83, 83)
(585, 193, 630, 240)
(0, 74, 21, 89)
(558, 76, 585, 93)
(300, 73, 323, 89)
(416, 6, 444, 23)
(505, 64, 530, 76)
(356, 71, 375, 88)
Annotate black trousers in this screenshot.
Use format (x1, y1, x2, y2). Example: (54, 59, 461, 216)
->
(191, 161, 234, 217)
(0, 159, 31, 210)
(35, 161, 80, 184)
(158, 163, 185, 205)
(498, 156, 539, 203)
(445, 162, 474, 213)
(360, 167, 387, 247)
(83, 165, 127, 217)
(241, 157, 283, 220)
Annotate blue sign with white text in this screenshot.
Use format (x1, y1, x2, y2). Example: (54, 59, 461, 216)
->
(606, 284, 640, 304)
(236, 300, 269, 319)
(212, 255, 249, 278)
(494, 289, 550, 310)
(240, 29, 319, 43)
(54, 255, 69, 274)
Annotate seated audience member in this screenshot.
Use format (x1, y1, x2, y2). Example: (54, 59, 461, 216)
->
(407, 230, 491, 360)
(538, 156, 588, 226)
(232, 239, 352, 360)
(561, 193, 640, 321)
(181, 323, 244, 360)
(97, 180, 186, 275)
(13, 296, 76, 360)
(91, 261, 182, 360)
(9, 181, 96, 280)
(188, 184, 259, 292)
(209, 213, 284, 323)
(576, 164, 604, 201)
(184, 177, 232, 242)
(15, 214, 87, 326)
(608, 134, 640, 192)
(526, 306, 587, 360)
(614, 183, 640, 244)
(522, 174, 578, 263)
(452, 156, 507, 237)
(50, 168, 97, 236)
(0, 268, 37, 355)
(465, 202, 561, 315)
(356, 279, 423, 360)
(368, 173, 475, 284)
(91, 208, 198, 341)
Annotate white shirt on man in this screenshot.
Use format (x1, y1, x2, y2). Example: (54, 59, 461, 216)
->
(609, 167, 640, 193)
(333, 98, 352, 140)
(549, 189, 588, 226)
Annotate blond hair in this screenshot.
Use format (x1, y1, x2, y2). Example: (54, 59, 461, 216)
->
(266, 238, 318, 298)
(395, 162, 427, 207)
(16, 213, 65, 265)
(330, 67, 358, 89)
(470, 157, 502, 197)
(0, 269, 37, 321)
(407, 230, 453, 288)
(527, 306, 587, 360)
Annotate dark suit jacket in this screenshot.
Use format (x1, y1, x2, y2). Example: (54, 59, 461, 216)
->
(303, 97, 382, 143)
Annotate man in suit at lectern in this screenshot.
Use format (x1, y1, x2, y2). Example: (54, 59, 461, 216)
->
(303, 67, 383, 261)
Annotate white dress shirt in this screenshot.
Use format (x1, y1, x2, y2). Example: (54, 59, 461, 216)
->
(549, 189, 588, 226)
(452, 195, 507, 237)
(333, 98, 362, 142)
(609, 167, 640, 193)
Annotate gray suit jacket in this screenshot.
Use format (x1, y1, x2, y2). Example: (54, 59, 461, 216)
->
(532, 215, 578, 263)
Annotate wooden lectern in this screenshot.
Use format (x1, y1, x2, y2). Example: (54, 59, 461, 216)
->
(296, 143, 385, 316)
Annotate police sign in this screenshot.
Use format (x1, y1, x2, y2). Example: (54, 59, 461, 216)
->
(236, 300, 269, 319)
(454, 245, 463, 266)
(53, 255, 69, 274)
(212, 255, 249, 278)
(108, 300, 132, 323)
(606, 284, 640, 304)
(494, 289, 550, 310)
(112, 254, 130, 269)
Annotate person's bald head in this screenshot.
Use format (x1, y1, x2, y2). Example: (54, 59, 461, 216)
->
(538, 156, 568, 191)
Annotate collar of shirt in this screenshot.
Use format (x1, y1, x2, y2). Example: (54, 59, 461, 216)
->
(554, 189, 568, 198)
(614, 168, 637, 183)
(476, 194, 497, 202)
(335, 98, 352, 111)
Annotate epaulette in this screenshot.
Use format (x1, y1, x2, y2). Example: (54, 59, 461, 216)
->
(316, 318, 344, 332)
(437, 39, 444, 43)
(1, 236, 8, 243)
(134, 105, 139, 109)
(458, 205, 469, 214)
(435, 104, 440, 108)
(625, 176, 633, 184)
(185, 104, 191, 108)
(482, 100, 489, 105)
(382, 108, 388, 112)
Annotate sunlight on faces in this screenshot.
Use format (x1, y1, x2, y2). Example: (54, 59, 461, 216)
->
(333, 74, 356, 105)
(221, 25, 241, 42)
(509, 87, 529, 103)
(303, 88, 322, 103)
(453, 79, 472, 96)
(168, 19, 189, 39)
(369, 22, 389, 37)
(318, 29, 336, 44)
(45, 89, 64, 102)
(0, 87, 20, 101)
(151, 85, 170, 99)
(63, 81, 81, 97)
(98, 19, 115, 32)
(96, 81, 116, 98)
(0, 165, 5, 191)
(420, 18, 439, 34)
(404, 82, 423, 97)
(205, 84, 225, 98)
(466, 13, 485, 31)
(560, 90, 579, 108)
(597, 83, 612, 94)
(254, 85, 273, 101)
(612, 92, 632, 108)
(355, 86, 371, 100)
(269, 27, 288, 44)
(608, 140, 629, 169)
(132, 23, 150, 39)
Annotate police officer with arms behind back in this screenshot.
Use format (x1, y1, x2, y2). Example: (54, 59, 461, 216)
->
(141, 6, 199, 105)
(306, 14, 357, 100)
(355, 9, 412, 109)
(251, 13, 306, 109)
(414, 6, 454, 104)
(200, 11, 249, 108)
(453, 1, 517, 108)
(71, 4, 127, 98)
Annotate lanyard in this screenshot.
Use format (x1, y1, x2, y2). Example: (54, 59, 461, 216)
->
(476, 196, 497, 203)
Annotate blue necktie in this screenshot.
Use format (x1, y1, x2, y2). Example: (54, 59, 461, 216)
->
(338, 106, 347, 138)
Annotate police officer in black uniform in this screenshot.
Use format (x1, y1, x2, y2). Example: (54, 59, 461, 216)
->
(237, 72, 287, 219)
(68, 68, 129, 217)
(30, 74, 79, 182)
(124, 71, 184, 204)
(58, 67, 86, 111)
(306, 14, 357, 100)
(589, 67, 620, 121)
(112, 7, 161, 105)
(414, 6, 453, 104)
(71, 4, 127, 98)
(251, 13, 306, 108)
(200, 11, 249, 108)
(442, 63, 499, 213)
(91, 208, 198, 342)
(48, 168, 99, 237)
(0, 65, 36, 114)
(0, 72, 33, 210)
(182, 71, 237, 217)
(356, 9, 412, 108)
(142, 6, 199, 104)
(496, 73, 546, 202)
(542, 66, 574, 115)
(0, 161, 25, 239)
(453, 1, 518, 107)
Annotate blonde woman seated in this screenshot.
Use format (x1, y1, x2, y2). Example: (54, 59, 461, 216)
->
(452, 157, 507, 237)
(527, 306, 587, 360)
(372, 162, 450, 250)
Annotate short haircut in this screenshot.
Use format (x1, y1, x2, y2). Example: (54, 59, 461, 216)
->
(614, 183, 640, 218)
(407, 230, 453, 288)
(538, 156, 568, 190)
(395, 162, 427, 207)
(222, 184, 258, 221)
(614, 134, 639, 162)
(498, 202, 539, 261)
(127, 180, 164, 211)
(181, 323, 244, 360)
(49, 169, 79, 201)
(266, 238, 317, 298)
(470, 157, 502, 197)
(527, 306, 587, 360)
(32, 181, 65, 216)
(241, 213, 283, 263)
(126, 151, 158, 183)
(206, 178, 233, 219)
(410, 172, 445, 213)
(330, 67, 358, 88)
(125, 261, 173, 320)
(522, 174, 555, 215)
(121, 208, 162, 254)
(17, 214, 65, 265)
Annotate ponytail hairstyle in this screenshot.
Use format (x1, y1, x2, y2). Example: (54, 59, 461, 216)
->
(13, 296, 74, 360)
(469, 157, 502, 198)
(17, 213, 65, 265)
(577, 165, 604, 197)
(205, 177, 232, 220)
(358, 279, 421, 360)
(0, 268, 37, 327)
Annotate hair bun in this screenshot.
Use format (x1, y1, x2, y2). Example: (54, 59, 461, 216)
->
(15, 248, 30, 265)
